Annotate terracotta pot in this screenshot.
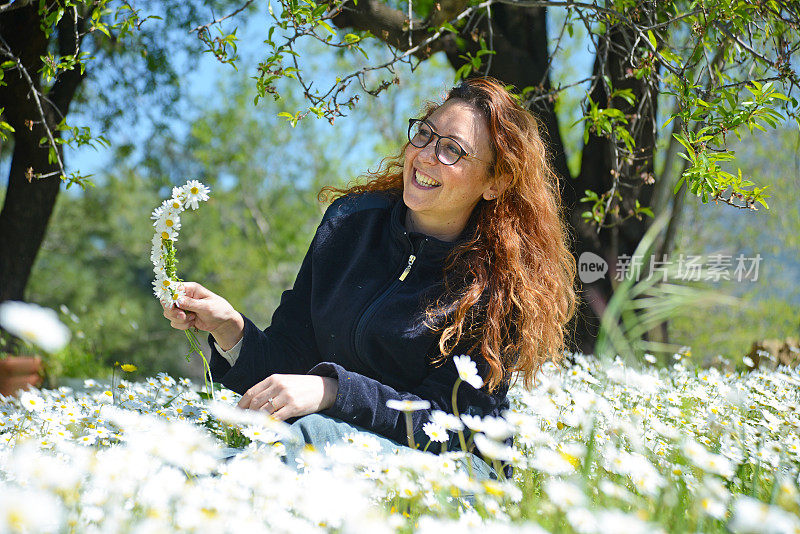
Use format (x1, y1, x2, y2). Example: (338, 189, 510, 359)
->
(0, 356, 43, 396)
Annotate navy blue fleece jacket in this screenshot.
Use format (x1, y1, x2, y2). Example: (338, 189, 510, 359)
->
(208, 191, 511, 457)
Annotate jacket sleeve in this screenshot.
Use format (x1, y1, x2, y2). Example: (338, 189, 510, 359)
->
(208, 233, 322, 395)
(306, 351, 509, 447)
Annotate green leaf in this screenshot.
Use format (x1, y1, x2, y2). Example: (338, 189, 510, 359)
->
(440, 21, 457, 33)
(647, 30, 657, 49)
(673, 175, 686, 195)
(318, 21, 336, 34)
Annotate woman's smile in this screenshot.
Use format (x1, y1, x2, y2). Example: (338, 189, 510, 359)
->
(412, 168, 441, 189)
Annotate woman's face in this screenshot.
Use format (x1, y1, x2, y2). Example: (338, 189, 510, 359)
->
(402, 99, 498, 241)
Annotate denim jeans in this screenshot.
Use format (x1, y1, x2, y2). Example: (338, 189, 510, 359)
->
(220, 412, 498, 482)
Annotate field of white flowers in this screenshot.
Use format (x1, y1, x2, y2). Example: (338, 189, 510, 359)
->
(1, 352, 799, 533)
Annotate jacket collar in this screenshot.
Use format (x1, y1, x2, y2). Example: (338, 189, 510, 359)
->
(389, 195, 480, 261)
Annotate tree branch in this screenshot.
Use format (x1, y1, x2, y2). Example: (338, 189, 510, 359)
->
(190, 0, 255, 35)
(0, 35, 66, 180)
(0, 0, 33, 15)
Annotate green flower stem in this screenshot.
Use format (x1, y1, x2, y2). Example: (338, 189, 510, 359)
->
(581, 417, 597, 478)
(450, 377, 474, 477)
(185, 329, 215, 402)
(403, 411, 416, 449)
(492, 458, 506, 481)
(111, 364, 118, 405)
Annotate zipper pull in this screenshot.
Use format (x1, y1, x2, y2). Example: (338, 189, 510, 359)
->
(398, 254, 416, 281)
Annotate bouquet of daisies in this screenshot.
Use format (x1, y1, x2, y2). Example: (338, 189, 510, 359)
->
(149, 181, 215, 394)
(150, 180, 211, 308)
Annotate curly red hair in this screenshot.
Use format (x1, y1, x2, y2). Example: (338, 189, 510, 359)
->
(320, 77, 578, 392)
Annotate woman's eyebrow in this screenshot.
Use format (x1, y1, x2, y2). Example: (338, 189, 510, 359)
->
(426, 118, 475, 153)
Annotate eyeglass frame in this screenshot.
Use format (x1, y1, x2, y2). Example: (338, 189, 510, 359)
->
(407, 118, 491, 166)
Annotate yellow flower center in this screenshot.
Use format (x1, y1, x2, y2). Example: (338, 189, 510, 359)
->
(191, 187, 199, 194)
(162, 280, 170, 287)
(172, 201, 180, 209)
(161, 231, 169, 239)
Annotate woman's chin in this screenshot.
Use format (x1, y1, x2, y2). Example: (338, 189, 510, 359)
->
(402, 188, 430, 213)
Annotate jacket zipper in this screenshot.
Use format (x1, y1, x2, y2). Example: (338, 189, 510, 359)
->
(398, 254, 416, 281)
(350, 237, 425, 367)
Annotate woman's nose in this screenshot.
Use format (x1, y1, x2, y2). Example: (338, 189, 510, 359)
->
(417, 140, 438, 164)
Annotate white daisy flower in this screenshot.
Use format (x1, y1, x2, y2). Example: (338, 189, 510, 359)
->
(473, 433, 516, 462)
(453, 354, 484, 389)
(157, 224, 179, 242)
(479, 415, 515, 441)
(545, 479, 587, 509)
(161, 283, 185, 309)
(422, 422, 448, 443)
(165, 196, 184, 213)
(0, 489, 63, 533)
(241, 426, 280, 444)
(150, 239, 164, 265)
(460, 413, 485, 432)
(0, 301, 71, 353)
(152, 276, 175, 302)
(154, 213, 181, 235)
(150, 204, 165, 222)
(182, 180, 211, 210)
(385, 399, 431, 412)
(698, 497, 726, 520)
(19, 391, 45, 412)
(530, 447, 575, 475)
(344, 432, 382, 453)
(77, 434, 97, 446)
(430, 410, 464, 431)
(171, 185, 186, 202)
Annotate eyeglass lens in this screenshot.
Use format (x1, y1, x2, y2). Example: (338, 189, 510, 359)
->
(408, 120, 464, 165)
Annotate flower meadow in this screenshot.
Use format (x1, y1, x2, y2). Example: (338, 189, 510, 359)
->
(2, 353, 799, 533)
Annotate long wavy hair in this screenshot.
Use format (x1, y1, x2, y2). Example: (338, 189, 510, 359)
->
(320, 77, 578, 392)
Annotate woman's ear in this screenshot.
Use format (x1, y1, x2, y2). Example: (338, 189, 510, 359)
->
(483, 174, 511, 200)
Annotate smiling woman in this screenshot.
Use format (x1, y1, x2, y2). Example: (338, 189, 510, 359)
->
(162, 77, 578, 477)
(402, 100, 501, 242)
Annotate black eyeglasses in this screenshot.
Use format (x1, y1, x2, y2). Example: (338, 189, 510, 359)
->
(407, 118, 488, 166)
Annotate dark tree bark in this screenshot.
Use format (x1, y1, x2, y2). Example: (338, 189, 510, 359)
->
(332, 1, 659, 355)
(0, 5, 84, 302)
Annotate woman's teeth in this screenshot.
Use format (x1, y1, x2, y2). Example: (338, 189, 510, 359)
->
(415, 170, 441, 187)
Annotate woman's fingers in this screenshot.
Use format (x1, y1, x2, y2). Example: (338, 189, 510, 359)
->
(169, 316, 195, 330)
(248, 388, 276, 412)
(163, 306, 195, 327)
(238, 378, 271, 410)
(182, 281, 213, 300)
(270, 405, 292, 421)
(237, 377, 289, 415)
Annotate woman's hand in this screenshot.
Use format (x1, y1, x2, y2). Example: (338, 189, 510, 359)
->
(237, 374, 338, 421)
(162, 281, 244, 350)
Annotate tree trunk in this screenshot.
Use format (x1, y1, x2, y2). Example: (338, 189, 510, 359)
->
(0, 5, 84, 303)
(0, 132, 62, 302)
